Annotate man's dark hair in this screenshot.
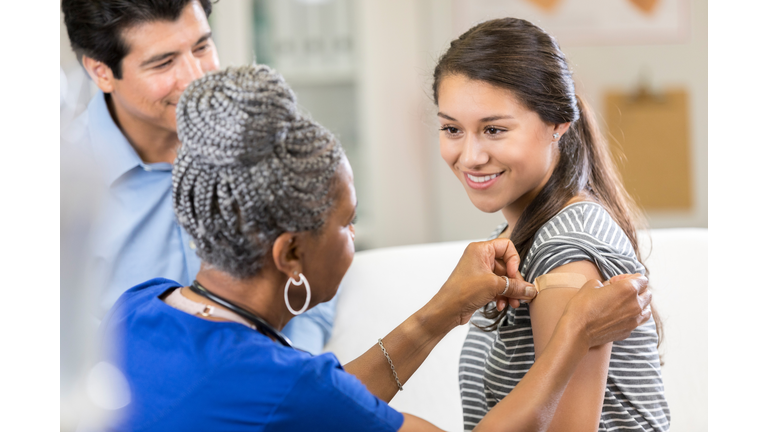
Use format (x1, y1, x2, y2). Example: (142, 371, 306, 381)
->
(61, 0, 213, 79)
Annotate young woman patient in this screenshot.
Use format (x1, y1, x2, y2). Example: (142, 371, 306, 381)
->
(432, 18, 670, 432)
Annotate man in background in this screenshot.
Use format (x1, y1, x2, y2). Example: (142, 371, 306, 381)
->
(61, 0, 336, 353)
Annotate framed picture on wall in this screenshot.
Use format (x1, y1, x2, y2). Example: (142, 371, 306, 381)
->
(452, 0, 691, 45)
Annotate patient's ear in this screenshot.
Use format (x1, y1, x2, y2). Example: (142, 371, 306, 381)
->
(272, 232, 303, 279)
(82, 55, 117, 94)
(553, 122, 572, 139)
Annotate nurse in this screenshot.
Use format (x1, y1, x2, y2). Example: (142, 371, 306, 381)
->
(99, 65, 653, 431)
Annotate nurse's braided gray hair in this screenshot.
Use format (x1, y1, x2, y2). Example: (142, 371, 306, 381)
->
(173, 64, 344, 278)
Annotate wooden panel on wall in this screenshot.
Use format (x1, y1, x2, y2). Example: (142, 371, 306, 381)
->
(604, 88, 692, 210)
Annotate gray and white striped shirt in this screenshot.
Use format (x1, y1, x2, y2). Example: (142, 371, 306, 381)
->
(459, 202, 670, 431)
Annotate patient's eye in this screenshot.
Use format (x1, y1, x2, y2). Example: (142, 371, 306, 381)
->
(484, 126, 506, 136)
(439, 126, 461, 137)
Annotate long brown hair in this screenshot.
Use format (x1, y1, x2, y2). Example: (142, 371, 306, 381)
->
(432, 17, 662, 343)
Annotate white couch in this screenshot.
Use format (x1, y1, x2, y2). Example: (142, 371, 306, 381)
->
(325, 228, 708, 432)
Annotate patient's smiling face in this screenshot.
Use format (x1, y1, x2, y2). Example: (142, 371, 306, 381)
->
(437, 74, 569, 222)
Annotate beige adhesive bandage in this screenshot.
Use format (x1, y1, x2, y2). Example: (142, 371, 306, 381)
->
(533, 273, 588, 294)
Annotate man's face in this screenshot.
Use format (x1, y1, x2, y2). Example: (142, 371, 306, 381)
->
(109, 1, 219, 134)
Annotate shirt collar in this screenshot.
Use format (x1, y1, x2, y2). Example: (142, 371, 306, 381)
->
(87, 91, 172, 188)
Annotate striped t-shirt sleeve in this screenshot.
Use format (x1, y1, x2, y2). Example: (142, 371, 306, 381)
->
(458, 202, 670, 432)
(521, 202, 645, 281)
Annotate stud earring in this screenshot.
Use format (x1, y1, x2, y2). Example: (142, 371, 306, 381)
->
(553, 132, 560, 140)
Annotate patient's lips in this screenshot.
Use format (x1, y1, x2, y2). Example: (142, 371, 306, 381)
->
(464, 171, 503, 190)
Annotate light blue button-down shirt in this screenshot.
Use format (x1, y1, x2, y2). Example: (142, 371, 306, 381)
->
(62, 91, 337, 354)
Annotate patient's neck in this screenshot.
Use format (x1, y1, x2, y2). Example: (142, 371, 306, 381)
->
(500, 200, 530, 236)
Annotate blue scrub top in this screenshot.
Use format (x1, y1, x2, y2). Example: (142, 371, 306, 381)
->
(100, 279, 404, 432)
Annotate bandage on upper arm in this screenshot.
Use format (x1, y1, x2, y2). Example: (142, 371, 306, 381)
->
(533, 273, 588, 295)
(530, 273, 592, 360)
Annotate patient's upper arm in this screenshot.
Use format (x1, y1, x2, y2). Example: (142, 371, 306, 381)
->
(528, 260, 612, 431)
(529, 260, 603, 359)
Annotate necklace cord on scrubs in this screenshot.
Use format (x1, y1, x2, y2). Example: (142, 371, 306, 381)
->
(190, 280, 293, 348)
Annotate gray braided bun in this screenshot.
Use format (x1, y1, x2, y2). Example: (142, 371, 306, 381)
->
(173, 64, 344, 278)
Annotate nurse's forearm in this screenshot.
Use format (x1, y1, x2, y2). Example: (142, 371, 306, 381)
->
(343, 299, 454, 402)
(347, 307, 590, 431)
(344, 239, 532, 402)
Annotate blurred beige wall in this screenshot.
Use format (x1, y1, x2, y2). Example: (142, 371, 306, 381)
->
(61, 0, 708, 249)
(563, 2, 708, 231)
(209, 0, 255, 67)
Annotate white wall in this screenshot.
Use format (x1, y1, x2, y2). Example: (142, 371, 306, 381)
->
(353, 0, 436, 247)
(209, 0, 255, 67)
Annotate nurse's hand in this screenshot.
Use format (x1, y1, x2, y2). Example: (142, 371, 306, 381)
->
(345, 238, 536, 403)
(429, 239, 537, 330)
(562, 273, 652, 347)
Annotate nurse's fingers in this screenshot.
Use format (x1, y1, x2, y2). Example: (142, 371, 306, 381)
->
(486, 238, 522, 278)
(497, 274, 537, 300)
(608, 273, 651, 310)
(493, 260, 505, 276)
(495, 297, 522, 311)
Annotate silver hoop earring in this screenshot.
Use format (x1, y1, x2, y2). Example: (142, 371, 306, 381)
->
(284, 273, 311, 315)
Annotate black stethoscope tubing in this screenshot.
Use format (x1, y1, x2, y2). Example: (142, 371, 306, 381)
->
(190, 280, 294, 348)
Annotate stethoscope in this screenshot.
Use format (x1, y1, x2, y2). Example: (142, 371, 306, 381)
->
(190, 280, 294, 348)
